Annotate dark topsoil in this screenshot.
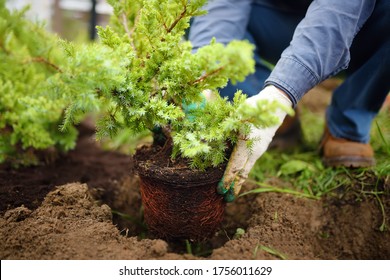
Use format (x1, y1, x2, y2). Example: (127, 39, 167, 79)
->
(0, 83, 389, 260)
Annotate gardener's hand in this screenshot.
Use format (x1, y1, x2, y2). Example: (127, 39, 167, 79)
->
(218, 85, 293, 202)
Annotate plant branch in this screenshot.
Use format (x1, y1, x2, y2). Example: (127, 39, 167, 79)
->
(121, 12, 137, 53)
(190, 66, 225, 85)
(121, 13, 132, 39)
(0, 40, 10, 55)
(166, 3, 187, 33)
(29, 57, 63, 73)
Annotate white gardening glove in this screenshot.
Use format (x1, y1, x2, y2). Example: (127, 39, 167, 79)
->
(217, 85, 293, 202)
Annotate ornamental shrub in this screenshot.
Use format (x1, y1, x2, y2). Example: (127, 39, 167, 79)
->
(0, 1, 77, 165)
(59, 0, 291, 170)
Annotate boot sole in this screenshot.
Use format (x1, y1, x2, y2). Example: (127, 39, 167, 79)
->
(322, 156, 375, 168)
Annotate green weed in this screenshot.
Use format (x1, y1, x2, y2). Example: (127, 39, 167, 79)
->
(111, 209, 147, 231)
(183, 240, 213, 257)
(240, 180, 319, 200)
(253, 244, 288, 260)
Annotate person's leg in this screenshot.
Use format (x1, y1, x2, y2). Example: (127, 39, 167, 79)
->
(219, 3, 305, 99)
(327, 42, 390, 143)
(217, 33, 271, 100)
(323, 0, 390, 166)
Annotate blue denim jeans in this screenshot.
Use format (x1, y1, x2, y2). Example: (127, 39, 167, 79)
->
(220, 1, 390, 143)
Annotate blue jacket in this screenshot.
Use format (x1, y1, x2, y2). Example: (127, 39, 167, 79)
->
(189, 0, 376, 105)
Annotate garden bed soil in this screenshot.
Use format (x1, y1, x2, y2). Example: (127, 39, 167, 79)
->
(1, 81, 389, 260)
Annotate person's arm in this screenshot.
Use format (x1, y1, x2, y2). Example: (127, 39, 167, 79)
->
(189, 0, 252, 51)
(265, 0, 376, 106)
(220, 0, 376, 201)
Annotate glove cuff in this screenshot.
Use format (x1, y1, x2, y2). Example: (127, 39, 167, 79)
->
(260, 85, 293, 108)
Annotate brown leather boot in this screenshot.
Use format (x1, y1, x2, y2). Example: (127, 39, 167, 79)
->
(319, 127, 375, 167)
(269, 108, 303, 150)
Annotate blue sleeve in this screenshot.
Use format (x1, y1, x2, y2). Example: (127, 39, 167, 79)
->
(265, 0, 376, 105)
(188, 0, 252, 51)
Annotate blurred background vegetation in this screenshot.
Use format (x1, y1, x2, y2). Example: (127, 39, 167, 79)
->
(6, 0, 112, 42)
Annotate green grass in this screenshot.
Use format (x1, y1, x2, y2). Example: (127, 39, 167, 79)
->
(249, 151, 351, 198)
(248, 103, 390, 199)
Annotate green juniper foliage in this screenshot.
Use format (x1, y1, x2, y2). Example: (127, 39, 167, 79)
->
(0, 1, 78, 165)
(59, 0, 290, 170)
(0, 0, 289, 169)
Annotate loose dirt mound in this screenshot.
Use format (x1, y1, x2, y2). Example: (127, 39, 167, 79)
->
(0, 183, 188, 260)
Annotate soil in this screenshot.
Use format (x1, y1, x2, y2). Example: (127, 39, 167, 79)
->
(1, 81, 389, 260)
